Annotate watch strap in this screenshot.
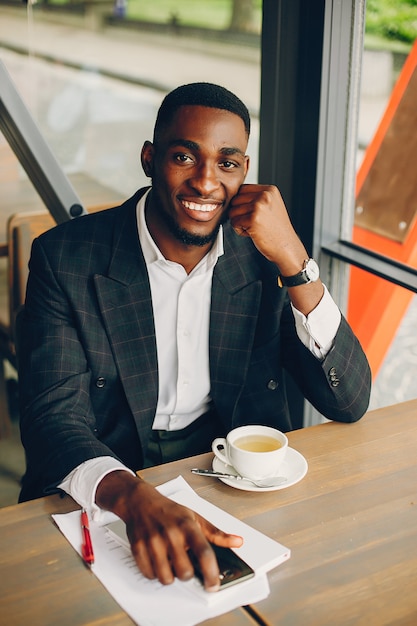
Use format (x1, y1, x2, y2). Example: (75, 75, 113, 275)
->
(278, 259, 315, 288)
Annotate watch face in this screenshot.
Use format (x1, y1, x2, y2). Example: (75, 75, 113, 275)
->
(305, 259, 320, 282)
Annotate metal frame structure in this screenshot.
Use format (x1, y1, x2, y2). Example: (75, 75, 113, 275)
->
(259, 0, 327, 427)
(0, 60, 85, 223)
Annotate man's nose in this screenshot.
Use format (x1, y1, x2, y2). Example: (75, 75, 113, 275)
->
(189, 163, 220, 195)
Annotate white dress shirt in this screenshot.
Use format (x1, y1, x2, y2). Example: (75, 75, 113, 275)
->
(140, 190, 222, 431)
(59, 190, 341, 517)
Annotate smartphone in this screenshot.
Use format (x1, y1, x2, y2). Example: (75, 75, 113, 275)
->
(190, 543, 255, 590)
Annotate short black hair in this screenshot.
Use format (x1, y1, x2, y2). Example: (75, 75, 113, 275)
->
(153, 82, 251, 142)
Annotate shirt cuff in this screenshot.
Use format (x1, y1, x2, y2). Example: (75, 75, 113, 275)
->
(58, 457, 136, 522)
(291, 284, 341, 359)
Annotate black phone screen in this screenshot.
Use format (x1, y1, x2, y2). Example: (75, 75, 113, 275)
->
(190, 543, 255, 590)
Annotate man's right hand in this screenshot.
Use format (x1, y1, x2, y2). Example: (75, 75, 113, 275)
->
(95, 470, 243, 591)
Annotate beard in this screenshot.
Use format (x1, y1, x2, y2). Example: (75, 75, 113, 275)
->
(161, 208, 227, 247)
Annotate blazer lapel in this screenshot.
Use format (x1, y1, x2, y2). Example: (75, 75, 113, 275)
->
(210, 226, 262, 423)
(93, 199, 158, 445)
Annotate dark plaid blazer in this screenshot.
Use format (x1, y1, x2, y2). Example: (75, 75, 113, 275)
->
(18, 189, 371, 500)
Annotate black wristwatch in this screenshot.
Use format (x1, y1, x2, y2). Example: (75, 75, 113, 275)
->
(278, 258, 320, 288)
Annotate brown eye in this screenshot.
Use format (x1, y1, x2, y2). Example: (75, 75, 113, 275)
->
(220, 160, 239, 170)
(174, 153, 193, 163)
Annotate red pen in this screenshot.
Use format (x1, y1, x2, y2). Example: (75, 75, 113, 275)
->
(81, 508, 95, 567)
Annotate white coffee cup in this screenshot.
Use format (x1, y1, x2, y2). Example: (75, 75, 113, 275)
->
(212, 425, 288, 481)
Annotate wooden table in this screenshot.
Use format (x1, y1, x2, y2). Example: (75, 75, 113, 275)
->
(0, 399, 416, 625)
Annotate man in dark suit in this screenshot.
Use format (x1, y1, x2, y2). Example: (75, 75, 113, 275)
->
(18, 82, 371, 591)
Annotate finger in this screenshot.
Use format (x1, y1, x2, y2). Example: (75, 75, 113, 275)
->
(233, 182, 264, 201)
(232, 223, 250, 237)
(147, 535, 176, 585)
(229, 197, 255, 218)
(230, 184, 281, 216)
(171, 552, 194, 582)
(230, 183, 268, 207)
(128, 526, 176, 584)
(168, 540, 195, 582)
(129, 534, 157, 580)
(175, 515, 223, 591)
(187, 537, 221, 592)
(196, 514, 244, 548)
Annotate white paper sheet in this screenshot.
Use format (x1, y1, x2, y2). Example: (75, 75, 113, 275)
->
(52, 475, 290, 626)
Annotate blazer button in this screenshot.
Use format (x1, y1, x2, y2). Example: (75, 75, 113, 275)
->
(267, 379, 279, 391)
(95, 377, 106, 388)
(328, 367, 340, 387)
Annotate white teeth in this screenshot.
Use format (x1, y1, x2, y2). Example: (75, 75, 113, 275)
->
(182, 200, 218, 212)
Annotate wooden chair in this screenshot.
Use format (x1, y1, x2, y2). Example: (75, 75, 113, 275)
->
(0, 202, 117, 437)
(0, 210, 56, 437)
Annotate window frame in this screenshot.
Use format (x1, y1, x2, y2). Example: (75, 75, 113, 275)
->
(259, 0, 417, 426)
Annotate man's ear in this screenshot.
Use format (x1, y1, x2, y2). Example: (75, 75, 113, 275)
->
(243, 154, 250, 180)
(141, 141, 155, 178)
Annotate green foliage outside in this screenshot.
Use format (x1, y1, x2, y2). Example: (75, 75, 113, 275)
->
(366, 0, 417, 50)
(40, 0, 417, 49)
(124, 0, 262, 31)
(122, 0, 417, 49)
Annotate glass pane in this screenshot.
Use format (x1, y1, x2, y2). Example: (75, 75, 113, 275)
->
(0, 3, 262, 316)
(350, 2, 417, 409)
(0, 1, 261, 214)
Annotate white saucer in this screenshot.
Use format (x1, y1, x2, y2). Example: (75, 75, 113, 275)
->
(212, 447, 308, 492)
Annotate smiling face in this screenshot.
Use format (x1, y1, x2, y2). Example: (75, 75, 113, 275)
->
(141, 105, 249, 258)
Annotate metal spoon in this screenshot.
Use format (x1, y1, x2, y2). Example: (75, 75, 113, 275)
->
(191, 468, 287, 488)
